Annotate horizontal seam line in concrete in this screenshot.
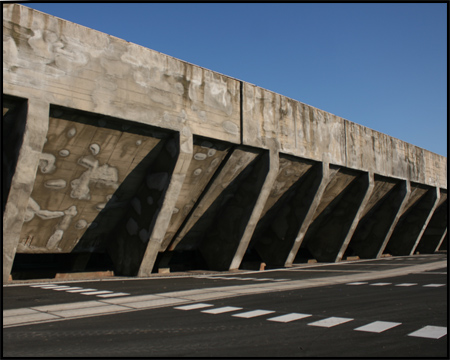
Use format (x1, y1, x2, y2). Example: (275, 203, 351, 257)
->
(3, 260, 446, 328)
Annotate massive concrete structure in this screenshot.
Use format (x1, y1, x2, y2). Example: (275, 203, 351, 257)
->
(3, 4, 447, 283)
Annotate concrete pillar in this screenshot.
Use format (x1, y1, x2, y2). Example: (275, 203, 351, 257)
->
(228, 148, 279, 269)
(376, 181, 411, 258)
(168, 147, 260, 252)
(385, 186, 439, 256)
(303, 169, 373, 263)
(336, 172, 375, 261)
(284, 162, 334, 267)
(137, 128, 193, 276)
(414, 195, 447, 254)
(198, 148, 277, 271)
(436, 230, 447, 251)
(3, 99, 49, 283)
(348, 179, 409, 259)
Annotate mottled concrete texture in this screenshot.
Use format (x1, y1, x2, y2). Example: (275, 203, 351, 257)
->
(3, 4, 447, 282)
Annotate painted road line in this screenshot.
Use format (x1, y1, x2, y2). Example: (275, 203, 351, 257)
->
(174, 303, 213, 311)
(123, 298, 188, 309)
(408, 326, 447, 339)
(354, 321, 401, 333)
(232, 310, 276, 318)
(369, 283, 392, 286)
(80, 290, 114, 296)
(96, 292, 130, 298)
(423, 284, 445, 287)
(273, 279, 290, 282)
(65, 288, 97, 293)
(395, 283, 417, 287)
(53, 287, 83, 291)
(346, 282, 368, 286)
(50, 286, 75, 291)
(201, 306, 243, 314)
(267, 313, 312, 323)
(29, 284, 62, 288)
(308, 317, 354, 328)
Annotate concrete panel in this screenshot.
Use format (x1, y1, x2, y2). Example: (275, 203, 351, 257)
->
(3, 4, 241, 144)
(384, 185, 439, 256)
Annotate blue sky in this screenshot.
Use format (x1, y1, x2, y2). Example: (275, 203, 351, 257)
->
(24, 3, 447, 156)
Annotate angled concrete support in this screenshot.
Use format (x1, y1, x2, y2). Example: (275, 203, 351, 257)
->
(197, 148, 278, 271)
(436, 230, 447, 251)
(137, 129, 193, 276)
(284, 162, 334, 267)
(336, 172, 375, 261)
(414, 193, 447, 254)
(348, 179, 409, 259)
(376, 181, 411, 258)
(303, 169, 373, 263)
(228, 148, 279, 269)
(3, 99, 49, 283)
(385, 186, 439, 256)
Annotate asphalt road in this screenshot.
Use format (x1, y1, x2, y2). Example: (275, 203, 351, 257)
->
(3, 253, 448, 357)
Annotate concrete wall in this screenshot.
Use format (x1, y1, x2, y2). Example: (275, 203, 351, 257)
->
(3, 4, 447, 282)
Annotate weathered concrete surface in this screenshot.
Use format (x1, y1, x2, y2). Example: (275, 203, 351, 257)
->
(2, 4, 447, 282)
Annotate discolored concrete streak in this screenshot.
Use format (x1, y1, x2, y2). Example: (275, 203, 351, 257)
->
(2, 4, 447, 282)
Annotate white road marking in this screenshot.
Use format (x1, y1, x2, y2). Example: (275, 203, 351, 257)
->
(96, 292, 130, 298)
(53, 287, 83, 291)
(408, 326, 447, 339)
(354, 321, 401, 333)
(80, 290, 113, 295)
(201, 306, 243, 314)
(124, 298, 187, 309)
(346, 282, 368, 285)
(65, 288, 97, 293)
(233, 309, 276, 318)
(174, 303, 213, 311)
(308, 317, 354, 328)
(30, 284, 61, 288)
(49, 286, 73, 290)
(423, 284, 445, 287)
(267, 313, 312, 323)
(395, 283, 417, 287)
(369, 283, 392, 286)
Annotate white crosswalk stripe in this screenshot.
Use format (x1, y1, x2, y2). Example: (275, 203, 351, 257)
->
(29, 285, 130, 298)
(308, 317, 354, 328)
(422, 284, 445, 287)
(267, 313, 312, 323)
(408, 326, 447, 339)
(369, 283, 392, 286)
(202, 306, 243, 314)
(232, 310, 276, 318)
(395, 283, 417, 287)
(354, 321, 401, 333)
(174, 303, 213, 311)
